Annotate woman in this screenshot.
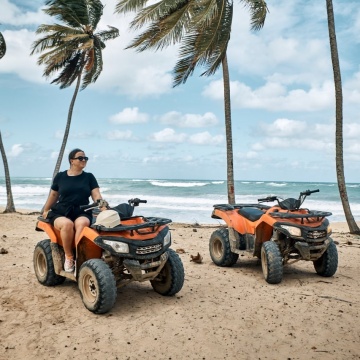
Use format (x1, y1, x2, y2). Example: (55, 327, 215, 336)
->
(42, 148, 106, 272)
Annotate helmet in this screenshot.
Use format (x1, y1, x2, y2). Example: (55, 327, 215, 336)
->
(94, 210, 120, 228)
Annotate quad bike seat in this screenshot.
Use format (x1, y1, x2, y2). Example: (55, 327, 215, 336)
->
(238, 207, 264, 222)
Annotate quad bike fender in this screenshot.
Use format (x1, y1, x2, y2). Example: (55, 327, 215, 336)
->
(75, 227, 103, 270)
(36, 220, 62, 245)
(253, 222, 274, 258)
(212, 208, 255, 234)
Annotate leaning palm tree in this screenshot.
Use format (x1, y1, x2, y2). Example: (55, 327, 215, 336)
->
(0, 132, 16, 213)
(326, 0, 359, 234)
(115, 0, 267, 204)
(0, 30, 6, 59)
(31, 0, 119, 180)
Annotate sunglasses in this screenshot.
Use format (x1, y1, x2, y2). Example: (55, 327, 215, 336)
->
(73, 156, 89, 161)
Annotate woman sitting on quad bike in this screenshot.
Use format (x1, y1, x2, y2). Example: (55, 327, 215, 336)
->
(42, 148, 107, 273)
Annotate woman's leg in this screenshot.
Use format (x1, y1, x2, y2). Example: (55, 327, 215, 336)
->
(74, 216, 91, 243)
(54, 216, 75, 258)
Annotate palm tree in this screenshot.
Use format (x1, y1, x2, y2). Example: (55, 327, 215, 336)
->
(0, 30, 6, 59)
(0, 132, 16, 213)
(115, 0, 268, 204)
(326, 0, 359, 234)
(31, 0, 119, 180)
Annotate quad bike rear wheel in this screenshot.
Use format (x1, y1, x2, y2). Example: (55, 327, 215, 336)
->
(33, 239, 66, 286)
(78, 259, 117, 314)
(261, 241, 283, 284)
(150, 248, 184, 296)
(209, 228, 239, 267)
(313, 241, 338, 277)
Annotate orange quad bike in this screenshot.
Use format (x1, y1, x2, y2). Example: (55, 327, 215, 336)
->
(34, 198, 184, 314)
(209, 189, 338, 284)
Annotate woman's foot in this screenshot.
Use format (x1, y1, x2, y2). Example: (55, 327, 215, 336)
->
(64, 256, 75, 272)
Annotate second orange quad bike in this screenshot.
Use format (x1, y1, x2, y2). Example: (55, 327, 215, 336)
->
(209, 189, 338, 284)
(34, 198, 184, 314)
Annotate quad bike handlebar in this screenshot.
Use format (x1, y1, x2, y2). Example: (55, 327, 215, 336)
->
(258, 189, 320, 211)
(80, 198, 147, 212)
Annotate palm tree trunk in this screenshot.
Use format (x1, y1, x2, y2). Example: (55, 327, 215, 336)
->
(326, 0, 360, 234)
(52, 71, 82, 180)
(222, 54, 235, 204)
(0, 131, 16, 213)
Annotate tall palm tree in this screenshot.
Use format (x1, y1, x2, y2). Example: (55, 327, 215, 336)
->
(115, 0, 268, 204)
(0, 132, 16, 213)
(0, 33, 15, 213)
(0, 30, 6, 59)
(31, 0, 119, 180)
(326, 0, 359, 234)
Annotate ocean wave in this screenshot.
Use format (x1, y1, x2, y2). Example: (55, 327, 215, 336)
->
(267, 182, 287, 187)
(150, 181, 209, 188)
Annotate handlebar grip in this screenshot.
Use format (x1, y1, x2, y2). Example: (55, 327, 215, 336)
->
(139, 200, 147, 203)
(80, 202, 97, 210)
(258, 196, 277, 202)
(300, 189, 319, 196)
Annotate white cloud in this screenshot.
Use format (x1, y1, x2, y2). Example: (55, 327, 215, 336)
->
(188, 132, 223, 145)
(109, 107, 149, 124)
(203, 80, 334, 111)
(150, 128, 187, 143)
(0, 0, 49, 26)
(8, 144, 24, 157)
(258, 118, 307, 137)
(159, 111, 218, 128)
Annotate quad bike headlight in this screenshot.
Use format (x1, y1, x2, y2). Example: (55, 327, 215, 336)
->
(280, 225, 302, 237)
(103, 240, 129, 253)
(164, 230, 171, 246)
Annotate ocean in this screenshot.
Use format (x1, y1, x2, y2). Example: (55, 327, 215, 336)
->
(1, 177, 360, 224)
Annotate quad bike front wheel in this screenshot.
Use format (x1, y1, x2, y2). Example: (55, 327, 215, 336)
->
(261, 241, 283, 284)
(150, 248, 184, 296)
(78, 259, 117, 314)
(313, 241, 338, 277)
(33, 239, 66, 286)
(209, 228, 239, 267)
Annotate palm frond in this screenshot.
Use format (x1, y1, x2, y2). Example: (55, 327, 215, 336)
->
(130, 0, 189, 30)
(240, 0, 268, 30)
(0, 32, 6, 59)
(96, 26, 120, 43)
(173, 0, 232, 85)
(128, 3, 191, 50)
(50, 52, 84, 88)
(81, 38, 103, 89)
(115, 0, 151, 14)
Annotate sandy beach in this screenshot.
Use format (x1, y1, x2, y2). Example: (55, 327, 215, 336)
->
(0, 210, 359, 360)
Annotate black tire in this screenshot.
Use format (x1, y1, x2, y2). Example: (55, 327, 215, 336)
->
(261, 241, 283, 284)
(313, 241, 338, 277)
(33, 239, 66, 286)
(150, 249, 184, 296)
(78, 259, 117, 314)
(209, 228, 239, 267)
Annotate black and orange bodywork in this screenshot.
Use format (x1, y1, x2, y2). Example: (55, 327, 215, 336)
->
(35, 212, 172, 283)
(211, 202, 332, 260)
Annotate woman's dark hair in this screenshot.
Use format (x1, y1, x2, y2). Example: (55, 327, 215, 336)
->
(68, 148, 84, 164)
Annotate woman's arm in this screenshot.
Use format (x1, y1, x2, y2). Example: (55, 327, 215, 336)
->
(42, 190, 59, 218)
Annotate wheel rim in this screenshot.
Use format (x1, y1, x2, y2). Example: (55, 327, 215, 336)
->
(81, 273, 97, 304)
(212, 238, 223, 260)
(261, 247, 268, 279)
(35, 250, 47, 278)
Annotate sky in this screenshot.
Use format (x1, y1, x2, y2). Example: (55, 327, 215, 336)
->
(0, 0, 359, 182)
